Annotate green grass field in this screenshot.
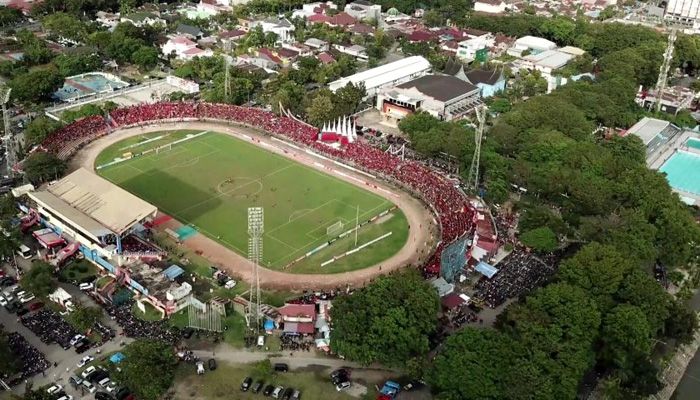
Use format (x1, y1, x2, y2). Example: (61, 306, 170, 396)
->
(96, 130, 409, 273)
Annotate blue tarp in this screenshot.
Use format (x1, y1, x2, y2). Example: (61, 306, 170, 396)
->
(475, 261, 498, 279)
(163, 265, 185, 280)
(264, 319, 275, 330)
(110, 352, 126, 364)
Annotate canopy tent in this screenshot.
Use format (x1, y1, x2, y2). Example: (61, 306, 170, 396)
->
(163, 265, 185, 281)
(475, 261, 498, 279)
(110, 352, 126, 364)
(33, 228, 65, 249)
(264, 319, 275, 331)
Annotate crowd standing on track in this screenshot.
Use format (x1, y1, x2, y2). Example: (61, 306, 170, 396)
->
(36, 102, 477, 277)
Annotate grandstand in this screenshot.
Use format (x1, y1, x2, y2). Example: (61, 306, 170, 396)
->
(26, 168, 198, 314)
(29, 101, 480, 284)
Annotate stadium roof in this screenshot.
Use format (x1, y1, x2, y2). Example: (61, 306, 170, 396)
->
(396, 75, 479, 102)
(475, 261, 498, 279)
(626, 117, 673, 146)
(328, 56, 431, 93)
(29, 168, 157, 236)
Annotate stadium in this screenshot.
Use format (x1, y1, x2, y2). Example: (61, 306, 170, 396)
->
(23, 102, 481, 292)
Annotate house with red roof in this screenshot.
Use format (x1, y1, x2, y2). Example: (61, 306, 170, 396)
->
(408, 30, 437, 43)
(278, 303, 317, 335)
(349, 23, 376, 36)
(328, 12, 357, 27)
(308, 13, 333, 25)
(317, 52, 336, 64)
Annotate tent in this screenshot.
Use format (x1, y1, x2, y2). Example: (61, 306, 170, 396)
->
(475, 261, 498, 279)
(110, 352, 126, 364)
(264, 319, 275, 331)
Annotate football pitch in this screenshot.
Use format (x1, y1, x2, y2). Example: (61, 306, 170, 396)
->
(96, 130, 409, 273)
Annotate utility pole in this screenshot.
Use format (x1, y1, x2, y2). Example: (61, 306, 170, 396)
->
(1, 87, 13, 176)
(247, 207, 263, 334)
(653, 28, 677, 113)
(467, 105, 487, 195)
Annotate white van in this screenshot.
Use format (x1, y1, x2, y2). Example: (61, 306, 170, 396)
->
(16, 244, 32, 259)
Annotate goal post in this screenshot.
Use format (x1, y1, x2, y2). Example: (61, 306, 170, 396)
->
(155, 143, 172, 154)
(326, 220, 344, 236)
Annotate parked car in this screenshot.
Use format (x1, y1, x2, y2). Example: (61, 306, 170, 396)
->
(98, 377, 111, 388)
(16, 307, 28, 316)
(95, 392, 114, 400)
(70, 334, 86, 347)
(335, 381, 351, 391)
(196, 361, 204, 375)
(82, 380, 97, 393)
(77, 355, 94, 368)
(251, 381, 263, 393)
(81, 366, 97, 379)
(263, 384, 275, 396)
(273, 363, 289, 372)
(105, 382, 118, 393)
(68, 376, 82, 388)
(79, 282, 94, 291)
(57, 396, 74, 400)
(272, 386, 284, 399)
(28, 301, 43, 311)
(0, 295, 7, 307)
(290, 389, 301, 400)
(240, 377, 252, 391)
(208, 358, 217, 371)
(19, 294, 35, 303)
(282, 387, 294, 400)
(46, 384, 63, 394)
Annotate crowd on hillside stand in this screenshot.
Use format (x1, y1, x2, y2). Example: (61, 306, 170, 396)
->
(473, 248, 557, 308)
(36, 102, 478, 276)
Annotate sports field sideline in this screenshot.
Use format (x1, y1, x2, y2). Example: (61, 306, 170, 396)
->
(96, 130, 409, 273)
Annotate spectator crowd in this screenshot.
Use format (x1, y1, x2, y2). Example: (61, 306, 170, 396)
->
(5, 331, 50, 386)
(106, 302, 181, 345)
(21, 309, 78, 350)
(36, 102, 478, 277)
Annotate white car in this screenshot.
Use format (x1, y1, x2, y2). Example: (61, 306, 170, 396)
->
(335, 381, 351, 391)
(82, 380, 96, 393)
(77, 355, 94, 368)
(19, 294, 35, 303)
(70, 334, 86, 347)
(196, 361, 205, 375)
(16, 290, 26, 298)
(224, 279, 236, 289)
(79, 282, 94, 291)
(98, 377, 110, 388)
(0, 296, 7, 306)
(57, 396, 73, 400)
(81, 366, 96, 379)
(46, 384, 63, 394)
(105, 382, 118, 393)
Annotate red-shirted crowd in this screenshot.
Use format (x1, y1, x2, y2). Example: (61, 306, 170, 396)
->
(37, 102, 477, 276)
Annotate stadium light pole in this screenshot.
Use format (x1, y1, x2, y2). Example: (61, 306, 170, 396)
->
(1, 87, 13, 176)
(247, 207, 264, 334)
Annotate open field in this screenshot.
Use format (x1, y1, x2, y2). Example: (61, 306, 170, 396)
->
(96, 130, 409, 273)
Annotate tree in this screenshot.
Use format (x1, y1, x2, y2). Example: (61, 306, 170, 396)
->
(67, 306, 103, 332)
(114, 340, 177, 400)
(10, 67, 64, 103)
(22, 261, 56, 297)
(24, 116, 63, 146)
(305, 92, 335, 127)
(0, 330, 19, 377)
(42, 12, 88, 42)
(423, 10, 444, 27)
(0, 6, 22, 26)
(23, 152, 66, 185)
(333, 82, 366, 116)
(600, 304, 653, 373)
(519, 226, 558, 252)
(330, 270, 439, 366)
(53, 52, 101, 76)
(131, 46, 159, 70)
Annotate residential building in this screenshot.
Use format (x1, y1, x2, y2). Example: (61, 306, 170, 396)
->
(196, 0, 233, 16)
(457, 33, 495, 62)
(219, 29, 246, 45)
(291, 1, 337, 19)
(176, 23, 204, 40)
(251, 17, 295, 44)
(317, 52, 335, 64)
(344, 0, 382, 20)
(332, 43, 368, 61)
(278, 303, 316, 335)
(329, 55, 432, 99)
(465, 68, 506, 98)
(162, 36, 213, 60)
(95, 11, 120, 28)
(304, 38, 329, 52)
(377, 74, 481, 123)
(120, 12, 164, 27)
(507, 35, 557, 57)
(474, 0, 507, 13)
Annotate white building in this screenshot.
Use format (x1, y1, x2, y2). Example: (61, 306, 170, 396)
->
(329, 56, 432, 100)
(332, 43, 368, 61)
(474, 0, 507, 14)
(120, 12, 165, 27)
(162, 36, 214, 60)
(457, 33, 495, 62)
(344, 0, 382, 20)
(665, 0, 700, 30)
(291, 1, 337, 19)
(252, 17, 295, 44)
(507, 36, 557, 57)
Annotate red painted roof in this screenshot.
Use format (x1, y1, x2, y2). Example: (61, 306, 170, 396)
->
(330, 12, 356, 26)
(408, 30, 436, 42)
(279, 303, 316, 319)
(308, 13, 332, 23)
(317, 52, 335, 64)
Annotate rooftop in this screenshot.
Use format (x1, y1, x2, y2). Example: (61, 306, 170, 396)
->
(329, 55, 431, 91)
(396, 74, 479, 102)
(30, 168, 157, 236)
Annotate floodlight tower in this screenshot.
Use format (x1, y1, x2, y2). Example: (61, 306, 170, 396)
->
(223, 41, 233, 100)
(467, 105, 487, 195)
(1, 87, 13, 176)
(247, 207, 264, 333)
(653, 28, 677, 113)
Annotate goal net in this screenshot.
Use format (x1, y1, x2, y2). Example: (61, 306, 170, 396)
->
(155, 143, 172, 154)
(326, 220, 344, 236)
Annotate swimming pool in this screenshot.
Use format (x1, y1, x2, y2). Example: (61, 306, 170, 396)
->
(687, 137, 700, 151)
(660, 151, 700, 195)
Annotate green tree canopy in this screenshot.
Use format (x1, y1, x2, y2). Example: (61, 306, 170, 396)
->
(519, 226, 558, 252)
(24, 116, 63, 146)
(114, 339, 177, 400)
(22, 260, 56, 297)
(23, 152, 66, 185)
(330, 270, 439, 366)
(9, 67, 63, 103)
